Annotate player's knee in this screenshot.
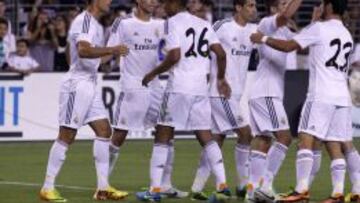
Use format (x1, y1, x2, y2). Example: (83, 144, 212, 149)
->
(111, 130, 128, 147)
(276, 132, 292, 147)
(297, 133, 314, 150)
(58, 126, 77, 145)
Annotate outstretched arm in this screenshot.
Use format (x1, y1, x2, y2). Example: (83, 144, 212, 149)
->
(250, 32, 301, 52)
(276, 0, 303, 27)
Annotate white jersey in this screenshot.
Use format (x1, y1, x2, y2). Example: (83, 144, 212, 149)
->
(7, 53, 39, 71)
(353, 105, 360, 137)
(209, 18, 257, 97)
(293, 19, 353, 106)
(165, 11, 220, 96)
(66, 11, 105, 82)
(250, 15, 295, 99)
(107, 15, 164, 91)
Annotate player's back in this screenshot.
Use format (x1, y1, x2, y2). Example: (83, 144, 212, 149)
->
(67, 11, 104, 81)
(303, 20, 353, 106)
(166, 11, 218, 96)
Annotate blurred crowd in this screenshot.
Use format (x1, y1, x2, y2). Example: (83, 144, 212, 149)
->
(0, 0, 359, 75)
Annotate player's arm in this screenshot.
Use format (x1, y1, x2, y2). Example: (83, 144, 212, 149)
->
(142, 48, 180, 87)
(77, 41, 128, 59)
(276, 0, 303, 27)
(251, 32, 301, 52)
(211, 43, 231, 98)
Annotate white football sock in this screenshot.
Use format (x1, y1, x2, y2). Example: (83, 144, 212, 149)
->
(150, 144, 169, 191)
(248, 150, 267, 190)
(161, 141, 174, 191)
(346, 149, 360, 194)
(295, 149, 314, 193)
(191, 149, 211, 193)
(109, 143, 120, 176)
(309, 150, 322, 186)
(94, 138, 110, 190)
(43, 140, 68, 190)
(204, 141, 227, 191)
(331, 159, 346, 196)
(262, 142, 288, 190)
(235, 144, 250, 189)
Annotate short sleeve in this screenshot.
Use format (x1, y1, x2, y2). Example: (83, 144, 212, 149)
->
(107, 17, 124, 47)
(207, 26, 220, 45)
(164, 19, 180, 50)
(258, 15, 278, 36)
(30, 57, 39, 69)
(293, 23, 321, 49)
(76, 14, 95, 44)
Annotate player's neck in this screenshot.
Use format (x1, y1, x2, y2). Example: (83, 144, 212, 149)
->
(234, 14, 247, 27)
(135, 9, 151, 22)
(87, 6, 102, 20)
(324, 14, 342, 21)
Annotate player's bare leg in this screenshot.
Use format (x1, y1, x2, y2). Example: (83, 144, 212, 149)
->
(136, 125, 173, 202)
(90, 119, 128, 200)
(109, 129, 128, 176)
(342, 142, 360, 202)
(40, 127, 77, 202)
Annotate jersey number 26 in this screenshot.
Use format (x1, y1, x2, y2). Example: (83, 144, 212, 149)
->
(185, 28, 210, 58)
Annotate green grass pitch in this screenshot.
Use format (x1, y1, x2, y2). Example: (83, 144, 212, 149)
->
(0, 139, 359, 203)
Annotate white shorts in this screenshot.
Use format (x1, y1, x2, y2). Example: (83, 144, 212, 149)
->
(59, 80, 108, 129)
(112, 87, 164, 131)
(210, 96, 249, 134)
(298, 101, 352, 142)
(249, 97, 290, 136)
(158, 93, 211, 131)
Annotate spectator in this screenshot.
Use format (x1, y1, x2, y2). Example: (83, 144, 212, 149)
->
(0, 0, 16, 56)
(7, 39, 40, 75)
(26, 8, 56, 71)
(0, 17, 10, 70)
(53, 15, 69, 71)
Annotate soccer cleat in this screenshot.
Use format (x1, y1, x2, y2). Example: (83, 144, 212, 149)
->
(136, 190, 161, 202)
(276, 190, 310, 203)
(191, 191, 209, 201)
(160, 187, 189, 198)
(345, 193, 360, 203)
(254, 187, 276, 203)
(39, 188, 67, 202)
(208, 187, 231, 203)
(320, 194, 345, 203)
(93, 186, 129, 200)
(236, 186, 247, 199)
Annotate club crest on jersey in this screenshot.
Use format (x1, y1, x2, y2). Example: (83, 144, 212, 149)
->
(232, 37, 238, 42)
(133, 32, 139, 36)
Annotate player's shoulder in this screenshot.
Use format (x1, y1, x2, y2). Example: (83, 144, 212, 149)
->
(213, 18, 233, 31)
(111, 14, 133, 32)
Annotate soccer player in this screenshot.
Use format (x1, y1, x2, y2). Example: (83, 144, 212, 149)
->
(136, 0, 231, 201)
(251, 0, 354, 202)
(106, 0, 187, 199)
(241, 0, 302, 202)
(190, 0, 257, 201)
(39, 0, 129, 202)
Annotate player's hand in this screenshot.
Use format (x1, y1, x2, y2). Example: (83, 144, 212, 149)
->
(112, 45, 129, 57)
(312, 6, 323, 22)
(250, 32, 264, 44)
(217, 78, 231, 99)
(142, 72, 156, 87)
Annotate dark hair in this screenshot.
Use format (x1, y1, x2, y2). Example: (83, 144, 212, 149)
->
(16, 39, 30, 47)
(265, 0, 279, 14)
(324, 0, 348, 15)
(233, 0, 247, 7)
(0, 17, 8, 28)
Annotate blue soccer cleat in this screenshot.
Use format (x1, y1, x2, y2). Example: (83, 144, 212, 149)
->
(136, 190, 161, 202)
